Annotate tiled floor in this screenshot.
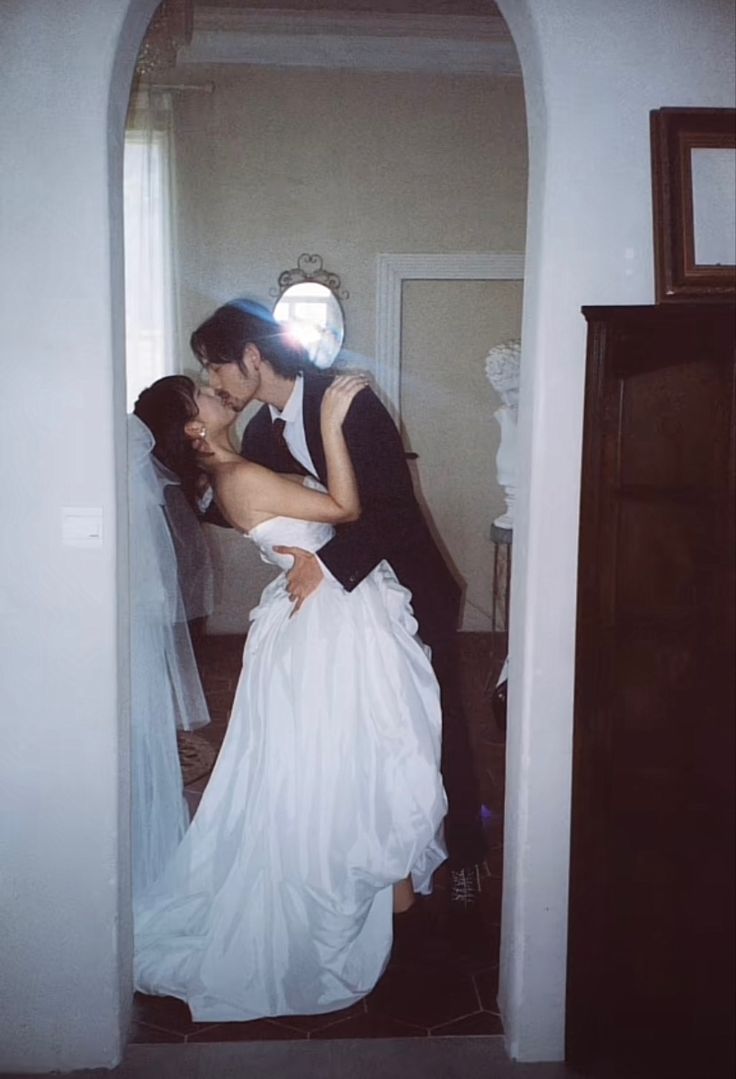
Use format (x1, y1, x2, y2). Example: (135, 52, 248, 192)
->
(1, 1040, 582, 1079)
(131, 631, 507, 1046)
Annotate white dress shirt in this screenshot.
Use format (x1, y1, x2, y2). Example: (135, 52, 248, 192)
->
(268, 376, 317, 477)
(269, 376, 338, 584)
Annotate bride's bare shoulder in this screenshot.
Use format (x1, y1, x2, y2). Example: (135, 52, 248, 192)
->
(214, 458, 271, 491)
(212, 460, 281, 515)
(209, 460, 272, 532)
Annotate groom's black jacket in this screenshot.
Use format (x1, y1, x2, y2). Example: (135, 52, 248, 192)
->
(241, 372, 462, 647)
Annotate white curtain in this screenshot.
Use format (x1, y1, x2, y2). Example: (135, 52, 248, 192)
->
(124, 91, 176, 412)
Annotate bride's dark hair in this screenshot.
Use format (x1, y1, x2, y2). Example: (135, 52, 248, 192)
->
(133, 375, 202, 510)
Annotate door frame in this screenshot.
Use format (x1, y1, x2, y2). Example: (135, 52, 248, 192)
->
(375, 252, 525, 419)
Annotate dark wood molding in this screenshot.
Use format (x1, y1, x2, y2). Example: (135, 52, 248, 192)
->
(651, 107, 736, 302)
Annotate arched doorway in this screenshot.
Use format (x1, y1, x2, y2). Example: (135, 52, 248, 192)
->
(111, 0, 550, 1061)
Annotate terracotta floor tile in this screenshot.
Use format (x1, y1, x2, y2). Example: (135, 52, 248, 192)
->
(438, 917, 500, 976)
(484, 843, 504, 881)
(309, 1010, 427, 1039)
(366, 963, 479, 1029)
(430, 1010, 504, 1036)
(187, 1019, 303, 1042)
(270, 1000, 365, 1034)
(473, 967, 500, 1013)
(132, 993, 207, 1037)
(127, 1020, 183, 1044)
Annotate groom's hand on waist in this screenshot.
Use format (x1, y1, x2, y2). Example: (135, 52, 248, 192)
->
(274, 547, 324, 615)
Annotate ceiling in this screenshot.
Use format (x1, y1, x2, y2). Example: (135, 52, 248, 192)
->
(195, 1, 501, 16)
(176, 1, 517, 77)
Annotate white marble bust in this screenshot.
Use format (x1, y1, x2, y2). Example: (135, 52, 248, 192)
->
(485, 340, 521, 530)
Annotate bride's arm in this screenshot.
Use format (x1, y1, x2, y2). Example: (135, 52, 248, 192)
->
(320, 374, 365, 519)
(215, 376, 367, 529)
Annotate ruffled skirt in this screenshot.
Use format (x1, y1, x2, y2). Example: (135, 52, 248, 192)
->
(134, 561, 447, 1021)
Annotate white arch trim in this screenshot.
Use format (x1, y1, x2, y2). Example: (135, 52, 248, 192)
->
(375, 251, 525, 417)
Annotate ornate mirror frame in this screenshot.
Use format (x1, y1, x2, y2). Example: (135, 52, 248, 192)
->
(271, 254, 348, 368)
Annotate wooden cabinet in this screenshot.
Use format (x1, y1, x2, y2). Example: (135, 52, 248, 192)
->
(567, 305, 735, 1077)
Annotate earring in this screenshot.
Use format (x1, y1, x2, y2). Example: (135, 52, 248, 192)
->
(184, 421, 207, 442)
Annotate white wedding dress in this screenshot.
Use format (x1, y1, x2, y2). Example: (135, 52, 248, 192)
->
(134, 509, 447, 1022)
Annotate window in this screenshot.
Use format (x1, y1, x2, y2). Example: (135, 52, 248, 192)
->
(124, 101, 175, 411)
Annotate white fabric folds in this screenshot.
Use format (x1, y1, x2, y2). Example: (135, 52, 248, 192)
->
(134, 511, 447, 1021)
(128, 414, 211, 901)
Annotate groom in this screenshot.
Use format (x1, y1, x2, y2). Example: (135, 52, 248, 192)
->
(191, 298, 486, 908)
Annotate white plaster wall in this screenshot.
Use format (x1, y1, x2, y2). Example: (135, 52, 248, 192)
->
(0, 1, 158, 1071)
(401, 279, 523, 631)
(168, 66, 527, 633)
(171, 67, 527, 361)
(495, 0, 736, 1062)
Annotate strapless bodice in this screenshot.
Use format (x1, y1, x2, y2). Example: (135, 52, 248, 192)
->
(247, 516, 335, 570)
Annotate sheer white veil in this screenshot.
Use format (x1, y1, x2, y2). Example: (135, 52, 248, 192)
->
(127, 412, 210, 732)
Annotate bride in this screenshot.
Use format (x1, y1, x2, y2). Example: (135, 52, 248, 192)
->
(133, 373, 447, 1022)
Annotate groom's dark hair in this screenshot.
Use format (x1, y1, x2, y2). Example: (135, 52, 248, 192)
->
(190, 298, 312, 379)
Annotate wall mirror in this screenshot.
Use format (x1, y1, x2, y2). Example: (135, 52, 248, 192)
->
(272, 254, 348, 368)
